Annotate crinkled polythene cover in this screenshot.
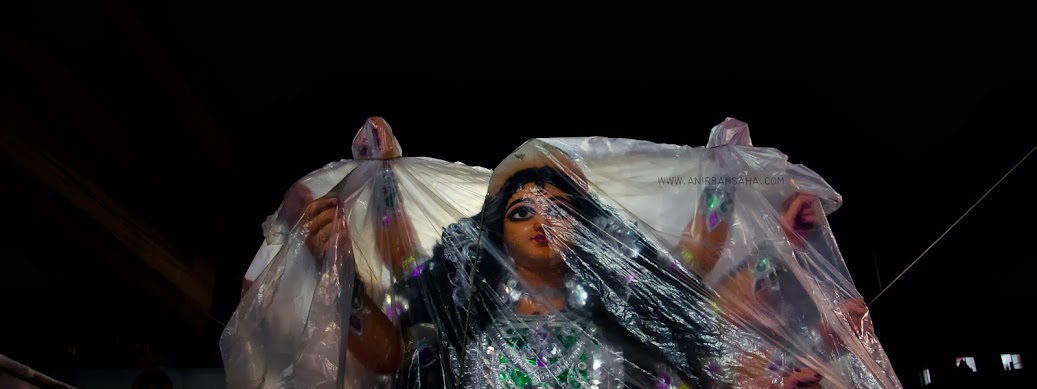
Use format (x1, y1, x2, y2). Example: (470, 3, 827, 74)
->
(239, 118, 415, 296)
(220, 118, 492, 388)
(221, 117, 901, 389)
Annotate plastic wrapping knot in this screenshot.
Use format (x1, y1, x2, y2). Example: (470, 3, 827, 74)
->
(352, 116, 403, 159)
(707, 117, 753, 148)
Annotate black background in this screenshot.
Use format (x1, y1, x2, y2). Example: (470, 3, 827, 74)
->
(2, 3, 1035, 388)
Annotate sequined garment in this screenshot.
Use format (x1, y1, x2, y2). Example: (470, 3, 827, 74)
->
(463, 313, 625, 389)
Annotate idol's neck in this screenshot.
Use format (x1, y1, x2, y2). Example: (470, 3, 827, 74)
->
(513, 265, 566, 290)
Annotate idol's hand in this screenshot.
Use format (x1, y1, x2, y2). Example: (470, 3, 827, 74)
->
(839, 297, 871, 336)
(782, 367, 823, 389)
(299, 196, 349, 268)
(780, 192, 820, 248)
(280, 181, 315, 226)
(735, 356, 823, 389)
(819, 297, 872, 351)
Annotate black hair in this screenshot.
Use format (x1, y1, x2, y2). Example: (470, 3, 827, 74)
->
(406, 166, 719, 387)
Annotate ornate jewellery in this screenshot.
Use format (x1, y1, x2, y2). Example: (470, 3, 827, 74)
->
(701, 184, 735, 232)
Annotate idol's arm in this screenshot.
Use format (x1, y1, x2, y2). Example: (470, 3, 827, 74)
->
(771, 192, 873, 355)
(299, 194, 410, 375)
(675, 184, 763, 323)
(728, 193, 829, 389)
(677, 184, 734, 276)
(681, 189, 822, 326)
(374, 165, 424, 277)
(345, 277, 405, 374)
(347, 164, 430, 374)
(676, 186, 826, 388)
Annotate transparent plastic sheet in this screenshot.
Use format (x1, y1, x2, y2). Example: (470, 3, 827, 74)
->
(222, 117, 902, 389)
(523, 119, 899, 388)
(699, 119, 897, 389)
(477, 128, 899, 388)
(219, 118, 493, 388)
(241, 158, 359, 296)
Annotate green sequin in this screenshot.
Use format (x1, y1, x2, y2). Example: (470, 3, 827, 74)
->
(510, 369, 531, 387)
(384, 190, 396, 210)
(492, 322, 597, 388)
(755, 257, 769, 273)
(560, 335, 578, 349)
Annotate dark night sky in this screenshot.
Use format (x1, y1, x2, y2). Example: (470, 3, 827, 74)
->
(2, 3, 1036, 387)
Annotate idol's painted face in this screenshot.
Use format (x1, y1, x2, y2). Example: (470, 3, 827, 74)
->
(503, 183, 577, 273)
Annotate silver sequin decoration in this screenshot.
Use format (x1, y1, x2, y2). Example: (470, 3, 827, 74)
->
(462, 314, 625, 388)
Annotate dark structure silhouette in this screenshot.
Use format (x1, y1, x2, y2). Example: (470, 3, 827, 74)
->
(131, 368, 172, 389)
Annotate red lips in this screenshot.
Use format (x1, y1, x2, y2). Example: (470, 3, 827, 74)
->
(531, 234, 548, 244)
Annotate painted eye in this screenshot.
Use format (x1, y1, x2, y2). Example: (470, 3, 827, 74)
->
(507, 206, 535, 221)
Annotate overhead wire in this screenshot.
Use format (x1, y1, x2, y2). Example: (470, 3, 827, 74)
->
(868, 144, 1036, 307)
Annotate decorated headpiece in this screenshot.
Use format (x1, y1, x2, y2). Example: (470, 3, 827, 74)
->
(487, 139, 589, 198)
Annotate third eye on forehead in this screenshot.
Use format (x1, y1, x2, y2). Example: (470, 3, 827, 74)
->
(509, 194, 572, 210)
